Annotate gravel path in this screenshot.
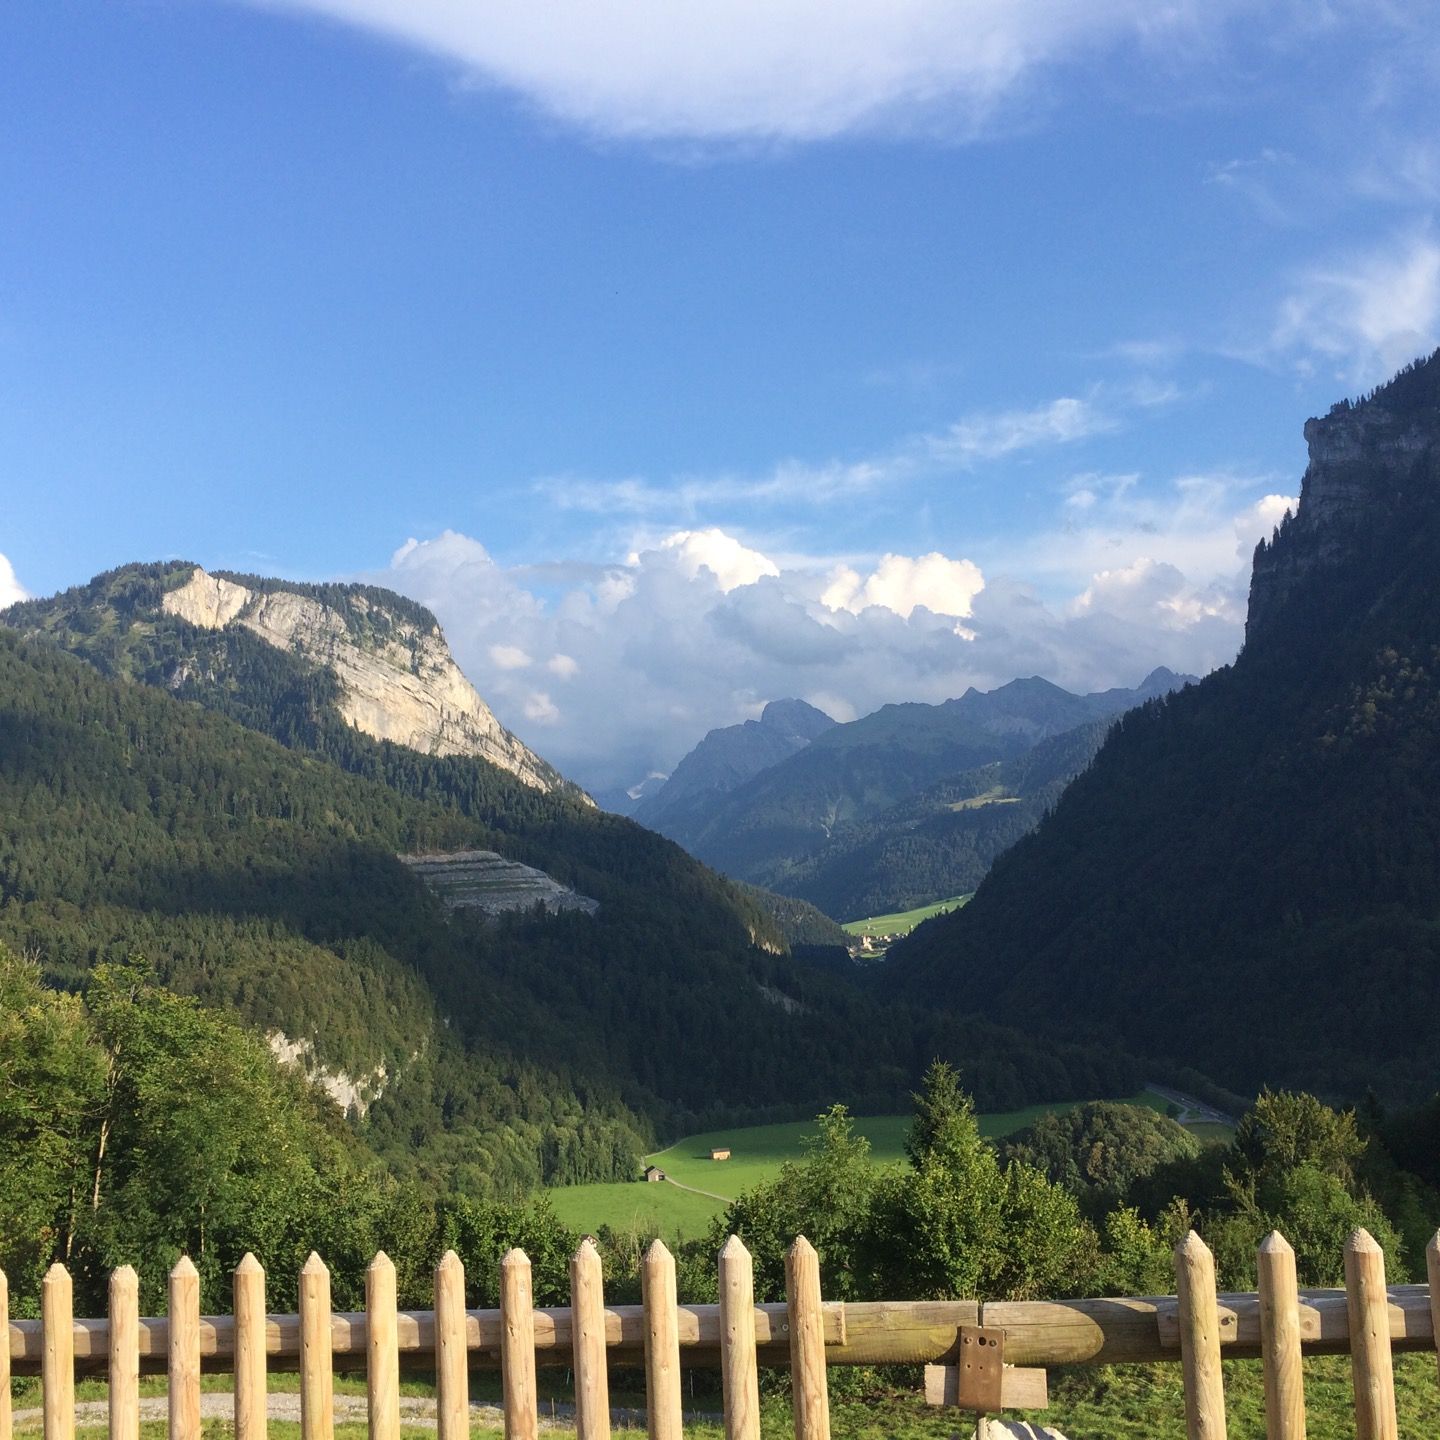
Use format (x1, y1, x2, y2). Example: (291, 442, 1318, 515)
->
(11, 1393, 720, 1432)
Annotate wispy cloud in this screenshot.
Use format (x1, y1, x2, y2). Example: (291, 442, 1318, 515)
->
(538, 392, 1116, 516)
(1267, 231, 1440, 386)
(242, 0, 1254, 145)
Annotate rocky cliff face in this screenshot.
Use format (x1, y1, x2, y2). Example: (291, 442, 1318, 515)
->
(1248, 355, 1440, 637)
(163, 566, 571, 794)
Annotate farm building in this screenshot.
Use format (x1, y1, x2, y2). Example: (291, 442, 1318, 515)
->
(643, 1165, 666, 1182)
(710, 1148, 731, 1161)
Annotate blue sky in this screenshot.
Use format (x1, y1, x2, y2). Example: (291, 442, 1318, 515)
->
(4, 0, 1439, 790)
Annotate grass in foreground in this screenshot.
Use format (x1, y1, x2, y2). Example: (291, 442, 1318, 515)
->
(13, 1354, 1439, 1439)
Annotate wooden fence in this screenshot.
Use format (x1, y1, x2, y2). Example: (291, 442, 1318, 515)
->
(5, 1227, 1440, 1440)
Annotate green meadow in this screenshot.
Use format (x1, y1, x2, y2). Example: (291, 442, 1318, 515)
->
(840, 895, 970, 938)
(547, 1089, 1185, 1241)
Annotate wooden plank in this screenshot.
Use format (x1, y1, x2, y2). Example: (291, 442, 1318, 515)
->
(299, 1254, 334, 1440)
(1346, 1230, 1397, 1440)
(233, 1255, 267, 1440)
(570, 1239, 610, 1440)
(1175, 1231, 1226, 1440)
(641, 1241, 682, 1440)
(168, 1257, 201, 1440)
(42, 1264, 74, 1440)
(786, 1238, 830, 1440)
(366, 1254, 400, 1440)
(718, 1238, 759, 1440)
(433, 1252, 468, 1440)
(923, 1365, 1048, 1409)
(109, 1267, 140, 1440)
(1155, 1285, 1434, 1357)
(1426, 1232, 1440, 1387)
(1257, 1232, 1305, 1440)
(0, 1268, 10, 1440)
(500, 1250, 537, 1440)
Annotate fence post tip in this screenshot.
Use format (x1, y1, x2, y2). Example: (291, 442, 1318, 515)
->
(234, 1253, 263, 1275)
(719, 1233, 750, 1261)
(644, 1237, 673, 1264)
(574, 1235, 600, 1262)
(1257, 1229, 1293, 1256)
(44, 1261, 70, 1283)
(1428, 1229, 1440, 1257)
(301, 1251, 329, 1275)
(170, 1254, 198, 1280)
(369, 1250, 395, 1272)
(1175, 1229, 1211, 1259)
(436, 1248, 462, 1272)
(501, 1246, 530, 1268)
(1346, 1227, 1380, 1254)
(788, 1234, 816, 1260)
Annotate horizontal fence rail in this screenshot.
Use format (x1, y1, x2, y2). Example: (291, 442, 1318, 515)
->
(5, 1228, 1440, 1440)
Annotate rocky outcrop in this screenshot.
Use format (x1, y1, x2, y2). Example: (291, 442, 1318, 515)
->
(163, 567, 570, 794)
(267, 1031, 389, 1117)
(1248, 359, 1440, 637)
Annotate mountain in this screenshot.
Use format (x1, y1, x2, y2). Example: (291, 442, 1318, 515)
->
(889, 351, 1440, 1104)
(6, 562, 576, 797)
(661, 669, 1191, 911)
(1, 565, 1148, 1176)
(633, 698, 835, 832)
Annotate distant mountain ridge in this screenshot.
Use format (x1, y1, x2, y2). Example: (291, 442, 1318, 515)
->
(633, 697, 835, 830)
(648, 667, 1192, 916)
(890, 350, 1440, 1104)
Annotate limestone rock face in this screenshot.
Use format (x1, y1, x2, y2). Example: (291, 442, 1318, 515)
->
(163, 566, 571, 795)
(1248, 394, 1440, 637)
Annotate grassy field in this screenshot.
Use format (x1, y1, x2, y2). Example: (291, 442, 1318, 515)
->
(14, 1354, 1439, 1439)
(840, 895, 970, 938)
(549, 1090, 1185, 1240)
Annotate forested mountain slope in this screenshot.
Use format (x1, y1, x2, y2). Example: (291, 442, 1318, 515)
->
(1, 621, 1144, 1186)
(890, 352, 1440, 1104)
(673, 669, 1189, 910)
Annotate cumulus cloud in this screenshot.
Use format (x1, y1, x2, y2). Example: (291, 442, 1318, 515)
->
(369, 488, 1287, 792)
(243, 0, 1247, 145)
(0, 552, 29, 610)
(1269, 233, 1440, 386)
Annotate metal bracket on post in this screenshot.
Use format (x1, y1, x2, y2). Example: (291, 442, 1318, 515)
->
(923, 1324, 1049, 1415)
(956, 1325, 1005, 1412)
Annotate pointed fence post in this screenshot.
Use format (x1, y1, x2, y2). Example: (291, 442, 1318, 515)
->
(234, 1254, 267, 1440)
(641, 1241, 682, 1440)
(501, 1249, 538, 1440)
(1257, 1232, 1304, 1440)
(786, 1237, 831, 1440)
(1175, 1231, 1226, 1440)
(42, 1263, 74, 1440)
(168, 1256, 201, 1440)
(1426, 1231, 1440, 1387)
(434, 1251, 468, 1440)
(1345, 1229, 1398, 1440)
(718, 1236, 760, 1440)
(570, 1238, 610, 1440)
(1, 1268, 12, 1440)
(109, 1266, 140, 1440)
(367, 1253, 400, 1440)
(299, 1253, 334, 1440)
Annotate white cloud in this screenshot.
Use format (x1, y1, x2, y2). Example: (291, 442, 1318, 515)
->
(243, 0, 1245, 145)
(1269, 233, 1440, 386)
(653, 528, 779, 591)
(488, 644, 533, 670)
(363, 487, 1285, 793)
(0, 552, 28, 610)
(821, 552, 985, 619)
